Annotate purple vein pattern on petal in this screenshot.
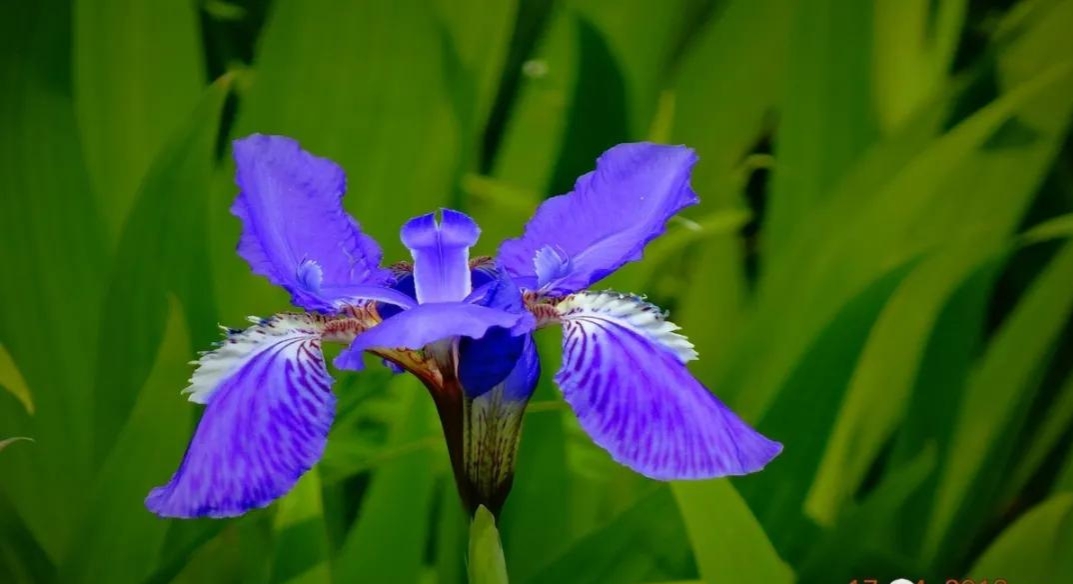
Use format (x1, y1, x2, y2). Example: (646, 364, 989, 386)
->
(334, 302, 534, 371)
(498, 143, 699, 294)
(554, 292, 781, 479)
(146, 314, 335, 518)
(400, 209, 480, 304)
(232, 134, 392, 312)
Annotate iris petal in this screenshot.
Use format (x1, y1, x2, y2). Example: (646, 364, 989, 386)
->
(232, 134, 392, 312)
(458, 271, 530, 397)
(498, 334, 541, 402)
(554, 291, 781, 479)
(334, 302, 534, 371)
(377, 270, 417, 320)
(400, 209, 480, 304)
(458, 328, 524, 398)
(146, 314, 335, 517)
(498, 143, 698, 294)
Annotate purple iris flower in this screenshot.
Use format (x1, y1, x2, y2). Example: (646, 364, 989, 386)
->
(145, 134, 781, 519)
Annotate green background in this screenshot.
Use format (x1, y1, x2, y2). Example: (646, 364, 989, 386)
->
(3, 0, 1073, 582)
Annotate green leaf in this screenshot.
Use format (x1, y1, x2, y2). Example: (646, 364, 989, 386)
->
(499, 331, 573, 582)
(1021, 212, 1073, 243)
(799, 446, 938, 583)
(672, 480, 793, 584)
(966, 494, 1073, 582)
(74, 0, 205, 242)
(672, 0, 791, 207)
(886, 255, 998, 560)
(140, 521, 227, 584)
(668, 0, 792, 382)
(332, 377, 439, 582)
(1004, 370, 1073, 501)
(538, 14, 629, 198)
(891, 4, 1073, 541)
(434, 0, 518, 138)
(315, 365, 440, 488)
(805, 242, 988, 525)
(810, 218, 1070, 532)
(60, 297, 194, 584)
(522, 486, 694, 584)
(1057, 447, 1073, 494)
(435, 483, 469, 584)
(0, 0, 107, 561)
(924, 240, 1073, 559)
(723, 57, 1073, 423)
(469, 506, 510, 584)
(477, 7, 578, 246)
(739, 261, 917, 557)
(571, 0, 693, 139)
(0, 345, 33, 414)
(268, 470, 331, 584)
(0, 494, 53, 584)
(92, 76, 230, 463)
(873, 0, 966, 131)
(764, 0, 878, 254)
(808, 100, 1073, 521)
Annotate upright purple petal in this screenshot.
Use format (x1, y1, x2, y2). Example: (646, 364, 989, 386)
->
(380, 262, 497, 321)
(232, 134, 393, 312)
(334, 302, 534, 371)
(146, 314, 335, 518)
(400, 209, 481, 304)
(554, 291, 781, 479)
(498, 143, 699, 294)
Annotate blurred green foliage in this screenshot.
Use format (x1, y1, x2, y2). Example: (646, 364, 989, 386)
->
(2, 0, 1073, 582)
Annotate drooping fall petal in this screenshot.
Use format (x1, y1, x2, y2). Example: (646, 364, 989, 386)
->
(146, 314, 335, 518)
(554, 291, 781, 479)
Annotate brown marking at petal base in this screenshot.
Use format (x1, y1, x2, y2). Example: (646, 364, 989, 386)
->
(469, 255, 495, 270)
(321, 303, 380, 344)
(388, 260, 413, 277)
(524, 292, 563, 328)
(372, 348, 443, 388)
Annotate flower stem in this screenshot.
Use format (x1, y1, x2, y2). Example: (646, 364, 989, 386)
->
(468, 505, 509, 584)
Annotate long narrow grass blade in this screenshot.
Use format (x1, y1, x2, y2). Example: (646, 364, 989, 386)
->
(74, 0, 204, 241)
(0, 0, 107, 561)
(672, 480, 793, 584)
(966, 494, 1073, 582)
(333, 378, 438, 583)
(924, 240, 1073, 560)
(0, 345, 33, 414)
(60, 299, 193, 584)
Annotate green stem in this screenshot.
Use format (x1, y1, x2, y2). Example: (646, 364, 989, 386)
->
(468, 505, 509, 584)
